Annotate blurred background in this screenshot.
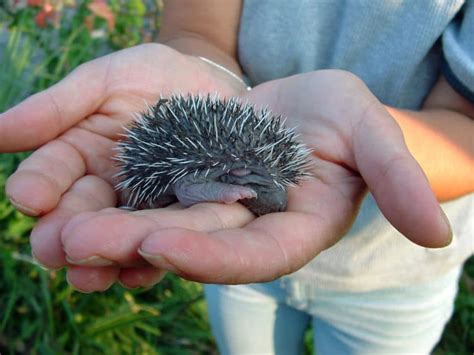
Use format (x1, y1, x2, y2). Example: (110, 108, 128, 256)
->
(0, 1, 472, 354)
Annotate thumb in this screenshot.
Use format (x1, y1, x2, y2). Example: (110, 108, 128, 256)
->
(0, 55, 110, 152)
(353, 103, 451, 248)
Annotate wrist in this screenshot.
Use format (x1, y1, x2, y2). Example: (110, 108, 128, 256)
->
(185, 54, 250, 96)
(159, 35, 248, 96)
(197, 56, 251, 93)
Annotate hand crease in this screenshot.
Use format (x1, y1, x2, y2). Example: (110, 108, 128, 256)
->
(46, 90, 65, 138)
(195, 204, 226, 231)
(70, 182, 109, 210)
(245, 225, 293, 277)
(58, 127, 115, 181)
(37, 143, 84, 186)
(56, 136, 90, 175)
(372, 154, 408, 195)
(102, 55, 114, 99)
(19, 167, 62, 192)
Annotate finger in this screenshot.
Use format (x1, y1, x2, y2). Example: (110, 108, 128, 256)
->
(138, 214, 330, 284)
(0, 57, 110, 152)
(6, 128, 117, 216)
(138, 179, 361, 284)
(353, 104, 451, 247)
(118, 267, 167, 289)
(30, 175, 117, 269)
(66, 266, 119, 293)
(62, 202, 255, 266)
(245, 73, 451, 248)
(6, 140, 86, 216)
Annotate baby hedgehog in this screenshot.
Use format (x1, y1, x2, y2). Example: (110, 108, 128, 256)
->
(114, 94, 312, 215)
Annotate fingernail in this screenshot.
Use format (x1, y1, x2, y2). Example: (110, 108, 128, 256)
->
(66, 255, 115, 266)
(118, 271, 167, 290)
(117, 279, 139, 289)
(31, 250, 62, 271)
(137, 249, 180, 273)
(152, 270, 168, 284)
(8, 196, 40, 216)
(139, 269, 168, 287)
(66, 273, 93, 294)
(439, 207, 453, 247)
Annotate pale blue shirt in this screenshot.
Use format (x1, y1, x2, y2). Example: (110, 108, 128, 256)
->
(238, 0, 474, 291)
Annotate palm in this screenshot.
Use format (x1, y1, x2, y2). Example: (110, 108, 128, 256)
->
(128, 71, 447, 283)
(57, 71, 445, 288)
(38, 44, 243, 187)
(1, 44, 251, 290)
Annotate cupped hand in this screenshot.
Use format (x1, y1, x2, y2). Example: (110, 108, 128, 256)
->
(1, 43, 254, 291)
(55, 70, 452, 289)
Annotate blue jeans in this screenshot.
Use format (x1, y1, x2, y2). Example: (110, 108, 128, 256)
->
(204, 267, 461, 355)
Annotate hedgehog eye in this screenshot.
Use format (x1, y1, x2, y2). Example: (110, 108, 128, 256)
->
(229, 168, 252, 177)
(221, 169, 273, 187)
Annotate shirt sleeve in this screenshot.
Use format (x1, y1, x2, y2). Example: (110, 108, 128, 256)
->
(442, 0, 474, 102)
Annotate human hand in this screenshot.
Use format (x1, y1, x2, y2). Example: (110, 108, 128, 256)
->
(55, 70, 452, 288)
(1, 43, 254, 291)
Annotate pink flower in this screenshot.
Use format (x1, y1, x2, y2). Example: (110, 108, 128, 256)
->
(27, 0, 44, 6)
(88, 0, 115, 30)
(33, 1, 56, 28)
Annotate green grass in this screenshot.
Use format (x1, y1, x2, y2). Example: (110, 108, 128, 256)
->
(0, 154, 216, 354)
(0, 3, 472, 354)
(435, 260, 474, 354)
(0, 256, 216, 354)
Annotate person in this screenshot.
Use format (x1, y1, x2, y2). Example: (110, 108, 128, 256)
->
(0, 0, 472, 353)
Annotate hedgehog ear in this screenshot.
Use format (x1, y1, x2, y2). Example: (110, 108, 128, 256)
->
(221, 171, 274, 187)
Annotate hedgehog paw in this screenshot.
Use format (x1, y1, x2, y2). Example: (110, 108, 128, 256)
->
(174, 180, 257, 207)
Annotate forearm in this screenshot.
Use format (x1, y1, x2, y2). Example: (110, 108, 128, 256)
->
(387, 106, 474, 201)
(158, 35, 243, 78)
(158, 0, 244, 84)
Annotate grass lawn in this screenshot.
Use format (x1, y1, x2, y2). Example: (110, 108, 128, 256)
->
(0, 2, 472, 354)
